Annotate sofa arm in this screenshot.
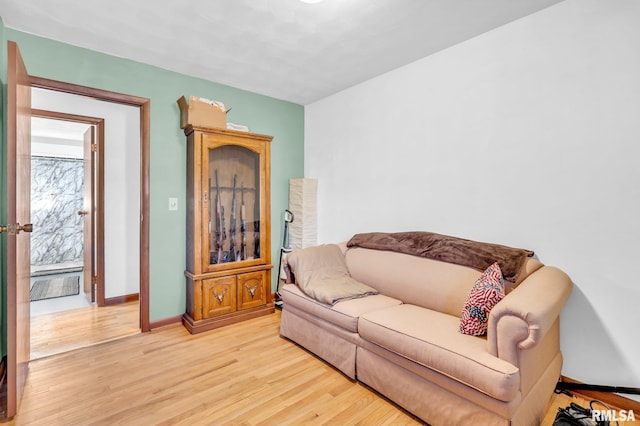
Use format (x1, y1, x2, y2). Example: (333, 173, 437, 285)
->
(487, 266, 573, 365)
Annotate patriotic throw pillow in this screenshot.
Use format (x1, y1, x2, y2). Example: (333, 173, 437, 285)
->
(459, 262, 505, 336)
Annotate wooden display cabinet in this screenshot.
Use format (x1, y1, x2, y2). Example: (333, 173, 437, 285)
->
(183, 125, 274, 334)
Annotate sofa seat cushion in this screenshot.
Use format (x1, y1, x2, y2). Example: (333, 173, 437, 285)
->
(280, 283, 402, 333)
(358, 304, 520, 402)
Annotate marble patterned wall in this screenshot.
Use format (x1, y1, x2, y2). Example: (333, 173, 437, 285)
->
(31, 156, 84, 266)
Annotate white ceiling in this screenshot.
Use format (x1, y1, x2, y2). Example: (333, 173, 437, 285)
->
(1, 0, 564, 105)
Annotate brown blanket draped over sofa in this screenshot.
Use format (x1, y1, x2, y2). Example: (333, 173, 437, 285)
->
(347, 231, 534, 283)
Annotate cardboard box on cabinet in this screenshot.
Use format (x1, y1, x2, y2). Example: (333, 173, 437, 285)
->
(177, 95, 228, 129)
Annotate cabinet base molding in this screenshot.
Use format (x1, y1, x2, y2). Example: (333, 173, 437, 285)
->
(182, 303, 275, 334)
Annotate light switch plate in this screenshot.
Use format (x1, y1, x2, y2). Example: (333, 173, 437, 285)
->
(169, 197, 178, 211)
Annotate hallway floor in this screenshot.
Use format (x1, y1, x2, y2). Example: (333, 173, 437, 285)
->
(29, 264, 140, 360)
(29, 270, 91, 316)
(30, 300, 140, 360)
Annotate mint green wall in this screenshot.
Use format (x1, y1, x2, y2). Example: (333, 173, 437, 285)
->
(1, 28, 304, 325)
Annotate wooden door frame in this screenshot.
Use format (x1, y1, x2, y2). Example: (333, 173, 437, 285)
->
(29, 76, 151, 332)
(30, 109, 107, 306)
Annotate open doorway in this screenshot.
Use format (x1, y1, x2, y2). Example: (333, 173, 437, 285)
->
(2, 42, 151, 419)
(28, 85, 145, 359)
(30, 113, 94, 316)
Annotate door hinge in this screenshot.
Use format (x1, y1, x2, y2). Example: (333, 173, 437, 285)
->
(92, 276, 98, 285)
(91, 143, 97, 152)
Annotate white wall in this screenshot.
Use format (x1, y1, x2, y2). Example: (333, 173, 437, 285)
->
(32, 136, 84, 159)
(32, 88, 140, 299)
(305, 0, 640, 399)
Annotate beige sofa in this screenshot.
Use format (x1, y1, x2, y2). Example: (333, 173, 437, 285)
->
(279, 232, 573, 425)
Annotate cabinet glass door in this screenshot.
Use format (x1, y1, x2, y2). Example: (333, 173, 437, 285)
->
(207, 145, 260, 266)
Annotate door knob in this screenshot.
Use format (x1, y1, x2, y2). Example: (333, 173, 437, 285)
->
(0, 223, 33, 234)
(19, 223, 33, 233)
(78, 210, 89, 216)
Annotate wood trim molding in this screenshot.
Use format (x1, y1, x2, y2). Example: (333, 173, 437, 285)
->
(0, 356, 6, 385)
(0, 356, 6, 422)
(30, 76, 151, 333)
(104, 293, 140, 306)
(560, 376, 640, 412)
(31, 108, 102, 125)
(149, 315, 183, 330)
(139, 101, 151, 332)
(31, 108, 107, 307)
(30, 76, 149, 106)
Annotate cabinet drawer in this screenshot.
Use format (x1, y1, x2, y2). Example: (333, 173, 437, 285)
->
(202, 276, 237, 318)
(237, 271, 266, 310)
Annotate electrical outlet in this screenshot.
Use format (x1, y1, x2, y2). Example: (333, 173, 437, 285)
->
(168, 197, 178, 211)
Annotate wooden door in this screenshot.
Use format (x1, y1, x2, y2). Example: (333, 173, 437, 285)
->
(82, 126, 96, 302)
(3, 40, 32, 420)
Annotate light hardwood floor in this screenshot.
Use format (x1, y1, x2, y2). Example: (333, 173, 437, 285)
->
(30, 301, 140, 360)
(7, 310, 638, 425)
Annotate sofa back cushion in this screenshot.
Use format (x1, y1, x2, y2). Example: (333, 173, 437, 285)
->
(346, 247, 544, 317)
(346, 247, 483, 317)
